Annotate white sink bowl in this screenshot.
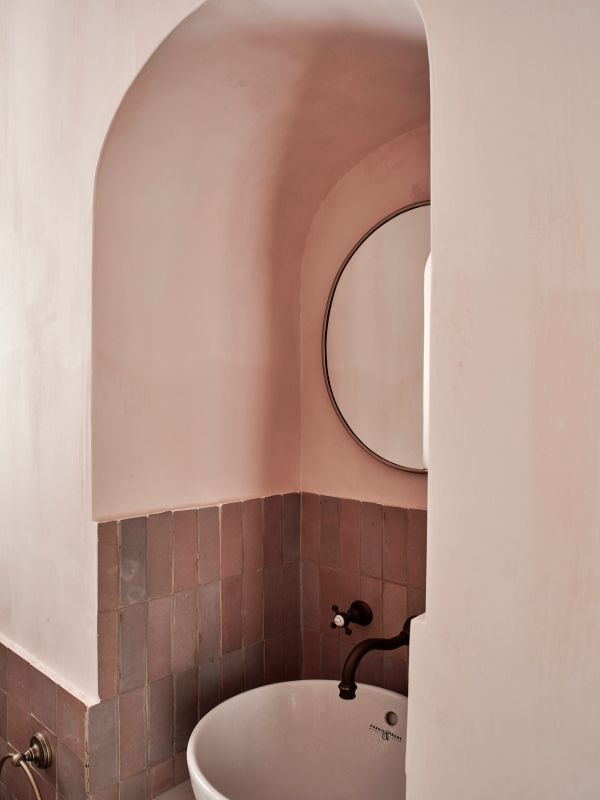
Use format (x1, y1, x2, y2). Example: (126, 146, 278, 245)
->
(187, 679, 407, 800)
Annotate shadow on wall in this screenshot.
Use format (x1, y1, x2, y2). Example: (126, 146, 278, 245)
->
(92, 0, 429, 520)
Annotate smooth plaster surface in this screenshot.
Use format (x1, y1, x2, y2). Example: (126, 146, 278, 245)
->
(408, 0, 600, 796)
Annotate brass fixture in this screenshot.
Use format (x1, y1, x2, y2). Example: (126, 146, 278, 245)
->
(0, 732, 53, 800)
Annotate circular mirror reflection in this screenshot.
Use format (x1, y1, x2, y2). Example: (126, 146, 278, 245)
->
(323, 202, 430, 472)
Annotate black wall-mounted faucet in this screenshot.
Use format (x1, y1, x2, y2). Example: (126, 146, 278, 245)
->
(338, 615, 414, 700)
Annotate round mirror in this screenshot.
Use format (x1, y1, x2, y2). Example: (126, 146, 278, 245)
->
(323, 202, 430, 472)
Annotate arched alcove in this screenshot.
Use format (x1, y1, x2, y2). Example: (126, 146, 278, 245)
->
(92, 0, 430, 520)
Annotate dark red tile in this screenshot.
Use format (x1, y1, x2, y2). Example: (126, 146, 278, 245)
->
(98, 611, 118, 700)
(149, 758, 174, 799)
(383, 654, 408, 696)
(383, 582, 408, 638)
(383, 506, 408, 585)
(119, 517, 147, 606)
(147, 676, 174, 767)
(361, 503, 383, 578)
(198, 661, 221, 719)
(221, 576, 243, 654)
(0, 690, 6, 741)
(318, 566, 339, 637)
(283, 562, 300, 631)
(242, 498, 263, 573)
(30, 667, 56, 732)
(56, 687, 85, 761)
(220, 503, 243, 579)
(98, 521, 119, 612)
(198, 507, 220, 585)
(147, 512, 173, 600)
(264, 637, 284, 685)
(407, 509, 427, 591)
(263, 495, 282, 568)
(282, 493, 301, 563)
(119, 603, 147, 693)
(89, 785, 119, 800)
(173, 589, 198, 673)
(7, 652, 30, 712)
(263, 567, 283, 639)
(319, 495, 340, 567)
(301, 560, 319, 630)
(243, 642, 264, 691)
(119, 772, 148, 800)
(0, 644, 6, 691)
(147, 597, 173, 683)
(119, 687, 147, 780)
(320, 637, 340, 680)
(173, 510, 198, 592)
(198, 582, 221, 663)
(339, 498, 361, 573)
(173, 750, 189, 786)
(283, 628, 302, 681)
(301, 493, 320, 562)
(242, 571, 263, 646)
(360, 575, 383, 637)
(356, 649, 383, 688)
(407, 587, 426, 617)
(88, 698, 118, 793)
(56, 740, 85, 800)
(7, 696, 32, 749)
(221, 649, 243, 701)
(174, 668, 198, 752)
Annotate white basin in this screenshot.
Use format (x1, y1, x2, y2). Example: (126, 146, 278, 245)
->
(187, 679, 407, 800)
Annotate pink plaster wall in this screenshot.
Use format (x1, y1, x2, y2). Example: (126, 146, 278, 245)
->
(92, 0, 429, 520)
(300, 129, 429, 509)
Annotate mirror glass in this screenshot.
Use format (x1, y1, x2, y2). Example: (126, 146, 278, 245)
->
(323, 202, 430, 471)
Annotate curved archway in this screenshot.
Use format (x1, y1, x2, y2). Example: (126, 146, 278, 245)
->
(92, 0, 430, 520)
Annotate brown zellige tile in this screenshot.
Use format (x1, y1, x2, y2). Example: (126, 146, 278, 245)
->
(319, 495, 340, 567)
(220, 503, 243, 579)
(301, 493, 320, 562)
(242, 571, 263, 647)
(98, 521, 119, 612)
(147, 597, 173, 683)
(149, 758, 174, 799)
(198, 506, 220, 585)
(283, 561, 300, 631)
(56, 740, 85, 800)
(173, 509, 198, 592)
(7, 696, 32, 750)
(119, 687, 147, 780)
(301, 560, 319, 630)
(173, 589, 198, 674)
(383, 581, 408, 637)
(147, 512, 173, 600)
(30, 665, 57, 732)
(361, 502, 383, 578)
(221, 576, 243, 654)
(242, 498, 263, 573)
(7, 651, 31, 711)
(119, 603, 147, 693)
(221, 649, 243, 701)
(88, 698, 118, 794)
(282, 493, 301, 563)
(0, 644, 7, 691)
(262, 495, 282, 568)
(119, 771, 148, 800)
(243, 641, 264, 691)
(198, 582, 221, 663)
(174, 750, 189, 786)
(383, 506, 408, 585)
(283, 628, 302, 681)
(198, 660, 221, 719)
(119, 517, 148, 606)
(174, 668, 198, 752)
(339, 498, 361, 573)
(263, 567, 283, 639)
(147, 676, 174, 768)
(98, 611, 118, 700)
(56, 686, 86, 761)
(264, 636, 284, 685)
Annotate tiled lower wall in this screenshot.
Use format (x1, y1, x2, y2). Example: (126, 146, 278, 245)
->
(0, 492, 426, 800)
(300, 495, 426, 695)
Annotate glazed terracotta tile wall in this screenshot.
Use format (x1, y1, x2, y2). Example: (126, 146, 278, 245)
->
(1, 491, 425, 800)
(93, 493, 302, 799)
(0, 643, 88, 800)
(300, 494, 427, 696)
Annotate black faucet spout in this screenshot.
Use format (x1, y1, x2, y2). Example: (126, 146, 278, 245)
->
(338, 616, 414, 699)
